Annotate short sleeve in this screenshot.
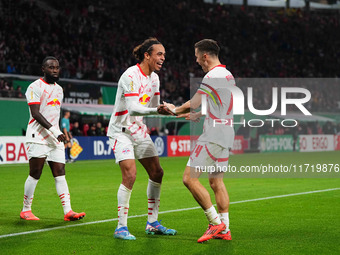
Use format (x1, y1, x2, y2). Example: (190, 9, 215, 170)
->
(25, 83, 42, 105)
(120, 73, 140, 96)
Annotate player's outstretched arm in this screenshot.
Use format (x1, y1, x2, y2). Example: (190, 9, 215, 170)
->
(163, 92, 202, 115)
(177, 111, 202, 122)
(157, 104, 176, 116)
(29, 104, 66, 142)
(125, 97, 158, 116)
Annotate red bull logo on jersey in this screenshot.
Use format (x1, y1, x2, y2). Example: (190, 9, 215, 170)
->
(139, 94, 151, 105)
(47, 99, 61, 106)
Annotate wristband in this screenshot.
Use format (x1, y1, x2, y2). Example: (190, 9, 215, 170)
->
(49, 126, 63, 139)
(171, 107, 177, 114)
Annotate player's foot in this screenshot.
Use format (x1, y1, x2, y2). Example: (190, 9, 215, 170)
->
(213, 230, 232, 240)
(20, 210, 40, 220)
(197, 222, 226, 243)
(64, 210, 86, 221)
(145, 220, 177, 235)
(114, 226, 136, 240)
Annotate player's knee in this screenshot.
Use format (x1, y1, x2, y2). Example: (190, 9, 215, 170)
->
(209, 179, 223, 191)
(124, 171, 137, 183)
(149, 167, 163, 181)
(183, 174, 193, 188)
(29, 170, 41, 180)
(54, 168, 65, 177)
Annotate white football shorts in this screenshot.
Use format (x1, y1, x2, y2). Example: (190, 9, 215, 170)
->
(109, 133, 158, 163)
(187, 141, 229, 169)
(26, 143, 65, 164)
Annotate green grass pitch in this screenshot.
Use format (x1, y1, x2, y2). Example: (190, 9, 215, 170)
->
(0, 151, 340, 255)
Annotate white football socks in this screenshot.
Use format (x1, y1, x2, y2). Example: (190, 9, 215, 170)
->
(204, 206, 222, 225)
(117, 184, 132, 228)
(147, 179, 161, 223)
(219, 212, 230, 233)
(22, 175, 39, 212)
(55, 175, 72, 215)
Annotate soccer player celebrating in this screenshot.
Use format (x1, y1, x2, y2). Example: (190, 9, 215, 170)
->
(107, 38, 177, 240)
(164, 39, 234, 243)
(20, 56, 85, 221)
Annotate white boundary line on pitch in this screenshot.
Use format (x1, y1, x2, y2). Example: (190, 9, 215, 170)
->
(1, 187, 339, 239)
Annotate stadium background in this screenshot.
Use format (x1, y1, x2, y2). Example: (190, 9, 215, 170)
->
(0, 0, 340, 254)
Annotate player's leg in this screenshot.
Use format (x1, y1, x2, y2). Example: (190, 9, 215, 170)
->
(186, 142, 226, 242)
(113, 160, 136, 240)
(209, 174, 229, 213)
(117, 159, 136, 223)
(65, 142, 72, 162)
(20, 156, 45, 220)
(183, 166, 226, 242)
(138, 156, 176, 235)
(209, 146, 232, 240)
(209, 175, 232, 240)
(139, 156, 162, 223)
(110, 137, 136, 240)
(183, 165, 222, 224)
(48, 146, 85, 221)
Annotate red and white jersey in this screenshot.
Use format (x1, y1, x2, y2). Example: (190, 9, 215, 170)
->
(25, 78, 63, 147)
(197, 65, 235, 149)
(107, 64, 160, 141)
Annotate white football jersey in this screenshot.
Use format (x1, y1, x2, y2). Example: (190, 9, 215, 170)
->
(25, 78, 63, 147)
(107, 64, 160, 141)
(197, 65, 235, 149)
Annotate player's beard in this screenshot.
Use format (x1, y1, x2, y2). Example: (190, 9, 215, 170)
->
(45, 73, 59, 83)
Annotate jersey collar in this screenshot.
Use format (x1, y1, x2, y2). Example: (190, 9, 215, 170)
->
(137, 63, 147, 77)
(40, 78, 55, 85)
(210, 64, 226, 71)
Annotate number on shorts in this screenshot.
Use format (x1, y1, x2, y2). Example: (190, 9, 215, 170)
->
(194, 145, 203, 158)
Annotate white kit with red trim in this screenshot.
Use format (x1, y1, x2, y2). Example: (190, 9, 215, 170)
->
(197, 65, 235, 149)
(107, 64, 160, 141)
(25, 78, 64, 147)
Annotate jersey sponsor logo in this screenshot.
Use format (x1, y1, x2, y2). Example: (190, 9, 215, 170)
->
(139, 94, 151, 105)
(46, 98, 61, 106)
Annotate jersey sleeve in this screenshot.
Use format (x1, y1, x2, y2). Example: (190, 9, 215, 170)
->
(120, 73, 140, 98)
(120, 72, 158, 116)
(25, 83, 42, 105)
(150, 76, 160, 107)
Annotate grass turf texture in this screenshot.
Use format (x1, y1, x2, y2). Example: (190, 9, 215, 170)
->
(0, 151, 339, 255)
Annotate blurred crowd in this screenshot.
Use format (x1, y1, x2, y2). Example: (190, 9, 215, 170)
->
(1, 0, 340, 141)
(0, 79, 23, 98)
(1, 0, 340, 106)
